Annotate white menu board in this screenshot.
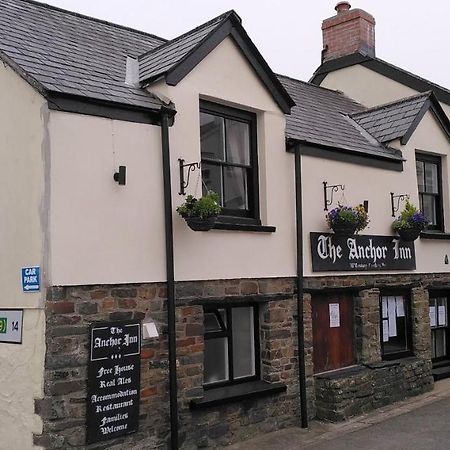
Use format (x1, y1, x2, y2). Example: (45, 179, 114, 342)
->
(329, 303, 340, 328)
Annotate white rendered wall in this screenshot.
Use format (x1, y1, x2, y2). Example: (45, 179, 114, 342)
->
(150, 37, 296, 281)
(319, 64, 450, 119)
(0, 63, 46, 449)
(49, 36, 296, 285)
(302, 110, 450, 276)
(49, 113, 166, 285)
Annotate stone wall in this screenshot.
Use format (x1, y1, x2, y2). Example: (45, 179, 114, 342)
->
(34, 272, 450, 448)
(315, 358, 433, 421)
(36, 278, 304, 449)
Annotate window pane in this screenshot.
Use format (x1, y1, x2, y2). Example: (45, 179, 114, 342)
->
(204, 337, 229, 384)
(435, 329, 447, 358)
(223, 166, 248, 210)
(226, 119, 250, 165)
(381, 296, 408, 356)
(204, 309, 226, 332)
(422, 194, 437, 225)
(202, 163, 223, 205)
(200, 113, 225, 161)
(424, 162, 439, 194)
(416, 160, 425, 192)
(232, 307, 255, 379)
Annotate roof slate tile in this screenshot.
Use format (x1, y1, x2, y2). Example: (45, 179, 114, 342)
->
(351, 92, 432, 142)
(0, 0, 167, 110)
(278, 74, 403, 161)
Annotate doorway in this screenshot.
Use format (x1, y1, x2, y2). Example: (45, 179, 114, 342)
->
(312, 293, 354, 373)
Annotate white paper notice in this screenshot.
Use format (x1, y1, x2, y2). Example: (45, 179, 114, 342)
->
(383, 320, 389, 342)
(396, 297, 405, 317)
(329, 303, 340, 328)
(430, 306, 437, 327)
(388, 297, 397, 337)
(438, 306, 447, 326)
(382, 297, 388, 318)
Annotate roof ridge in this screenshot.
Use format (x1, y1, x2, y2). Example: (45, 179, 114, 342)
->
(372, 55, 450, 97)
(352, 91, 432, 117)
(138, 10, 236, 60)
(15, 0, 167, 42)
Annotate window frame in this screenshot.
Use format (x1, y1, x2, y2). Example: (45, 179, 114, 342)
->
(429, 293, 450, 362)
(203, 304, 260, 389)
(200, 100, 260, 222)
(379, 292, 413, 361)
(416, 152, 444, 231)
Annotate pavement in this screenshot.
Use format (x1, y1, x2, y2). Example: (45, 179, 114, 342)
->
(228, 378, 450, 450)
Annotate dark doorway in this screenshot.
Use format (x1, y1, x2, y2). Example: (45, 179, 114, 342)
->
(312, 293, 354, 373)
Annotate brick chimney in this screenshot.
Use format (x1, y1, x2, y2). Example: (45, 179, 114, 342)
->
(322, 2, 375, 62)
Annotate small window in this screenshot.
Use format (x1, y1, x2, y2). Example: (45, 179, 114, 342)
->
(200, 101, 259, 221)
(203, 305, 259, 387)
(430, 297, 449, 361)
(380, 295, 412, 359)
(416, 153, 443, 230)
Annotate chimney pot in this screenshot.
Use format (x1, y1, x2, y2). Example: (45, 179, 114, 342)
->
(335, 2, 351, 13)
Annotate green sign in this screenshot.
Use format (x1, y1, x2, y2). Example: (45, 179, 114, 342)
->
(0, 318, 7, 334)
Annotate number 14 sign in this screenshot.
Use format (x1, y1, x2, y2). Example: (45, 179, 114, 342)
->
(0, 310, 23, 344)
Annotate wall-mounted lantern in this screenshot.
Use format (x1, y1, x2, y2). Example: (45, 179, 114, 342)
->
(323, 181, 345, 211)
(390, 192, 409, 217)
(113, 166, 126, 185)
(179, 159, 201, 195)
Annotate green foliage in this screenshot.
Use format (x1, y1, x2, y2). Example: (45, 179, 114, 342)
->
(176, 191, 222, 219)
(326, 204, 369, 233)
(392, 200, 428, 232)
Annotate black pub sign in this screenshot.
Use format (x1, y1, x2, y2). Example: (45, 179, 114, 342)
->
(87, 320, 141, 444)
(310, 233, 416, 272)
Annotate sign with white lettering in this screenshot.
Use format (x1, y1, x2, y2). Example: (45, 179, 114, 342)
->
(310, 233, 416, 272)
(0, 309, 23, 344)
(86, 320, 141, 445)
(21, 267, 40, 292)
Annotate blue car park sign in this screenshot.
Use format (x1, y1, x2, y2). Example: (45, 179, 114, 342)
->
(22, 267, 40, 292)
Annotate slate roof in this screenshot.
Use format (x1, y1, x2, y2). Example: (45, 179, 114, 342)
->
(278, 74, 403, 161)
(351, 92, 432, 143)
(139, 11, 234, 83)
(0, 0, 167, 110)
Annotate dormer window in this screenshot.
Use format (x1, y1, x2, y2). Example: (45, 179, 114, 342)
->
(200, 101, 259, 222)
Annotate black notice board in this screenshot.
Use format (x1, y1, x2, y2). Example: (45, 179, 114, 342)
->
(86, 320, 141, 445)
(310, 233, 416, 272)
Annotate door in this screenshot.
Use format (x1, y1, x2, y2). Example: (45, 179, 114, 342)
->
(312, 293, 354, 373)
(430, 296, 449, 362)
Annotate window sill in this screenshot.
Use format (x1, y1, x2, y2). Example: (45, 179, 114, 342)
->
(189, 380, 286, 409)
(213, 222, 276, 232)
(420, 231, 450, 240)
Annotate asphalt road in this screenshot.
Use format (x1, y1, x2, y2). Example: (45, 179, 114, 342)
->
(229, 381, 450, 450)
(309, 396, 450, 450)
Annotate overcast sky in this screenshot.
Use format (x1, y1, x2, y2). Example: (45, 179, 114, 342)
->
(34, 0, 450, 88)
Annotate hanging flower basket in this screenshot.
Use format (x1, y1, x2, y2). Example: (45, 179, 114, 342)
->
(396, 227, 422, 242)
(392, 201, 428, 242)
(176, 191, 222, 232)
(326, 205, 369, 237)
(184, 215, 218, 232)
(330, 222, 358, 237)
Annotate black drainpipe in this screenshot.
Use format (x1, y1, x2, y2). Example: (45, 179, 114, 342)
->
(295, 146, 308, 428)
(160, 106, 179, 449)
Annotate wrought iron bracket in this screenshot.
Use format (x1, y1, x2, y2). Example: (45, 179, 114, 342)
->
(323, 181, 345, 211)
(179, 159, 201, 195)
(390, 192, 409, 217)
